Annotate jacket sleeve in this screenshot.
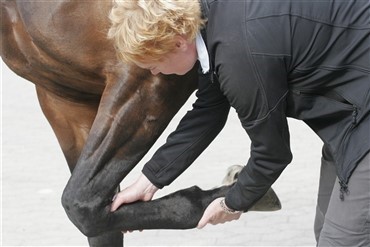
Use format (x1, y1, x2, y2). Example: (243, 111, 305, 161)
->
(142, 72, 230, 189)
(213, 41, 293, 211)
(225, 93, 292, 211)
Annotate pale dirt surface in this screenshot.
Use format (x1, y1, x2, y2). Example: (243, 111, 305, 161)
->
(2, 60, 322, 246)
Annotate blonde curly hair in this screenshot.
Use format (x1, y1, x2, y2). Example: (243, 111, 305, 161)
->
(108, 0, 204, 64)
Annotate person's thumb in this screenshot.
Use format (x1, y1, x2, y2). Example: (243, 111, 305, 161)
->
(197, 213, 209, 229)
(110, 193, 128, 212)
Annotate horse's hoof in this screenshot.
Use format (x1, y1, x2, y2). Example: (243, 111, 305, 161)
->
(249, 187, 282, 211)
(222, 164, 243, 186)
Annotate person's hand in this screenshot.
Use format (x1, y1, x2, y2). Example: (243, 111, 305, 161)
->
(197, 197, 242, 229)
(110, 173, 159, 212)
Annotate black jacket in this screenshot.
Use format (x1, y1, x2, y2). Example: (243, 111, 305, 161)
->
(143, 0, 370, 211)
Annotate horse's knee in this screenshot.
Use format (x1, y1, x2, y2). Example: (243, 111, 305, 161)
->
(61, 188, 108, 237)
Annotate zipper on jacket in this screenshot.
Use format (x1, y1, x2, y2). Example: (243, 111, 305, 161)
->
(292, 89, 360, 200)
(291, 89, 357, 111)
(211, 70, 218, 83)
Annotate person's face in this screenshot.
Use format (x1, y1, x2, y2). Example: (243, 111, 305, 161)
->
(136, 36, 197, 76)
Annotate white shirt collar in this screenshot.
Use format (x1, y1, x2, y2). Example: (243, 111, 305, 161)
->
(195, 32, 210, 74)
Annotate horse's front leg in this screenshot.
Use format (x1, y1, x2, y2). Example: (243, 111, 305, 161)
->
(111, 185, 232, 231)
(61, 68, 197, 237)
(35, 86, 124, 246)
(109, 170, 281, 232)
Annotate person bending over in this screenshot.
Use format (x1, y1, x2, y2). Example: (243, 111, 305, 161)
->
(108, 1, 370, 246)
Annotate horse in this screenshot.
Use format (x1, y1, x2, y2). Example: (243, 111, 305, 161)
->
(1, 1, 280, 246)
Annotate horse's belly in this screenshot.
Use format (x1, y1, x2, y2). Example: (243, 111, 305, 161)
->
(1, 1, 115, 101)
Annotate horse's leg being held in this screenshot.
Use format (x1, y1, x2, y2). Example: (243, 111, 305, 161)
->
(71, 183, 280, 235)
(114, 185, 232, 231)
(61, 69, 198, 237)
(36, 86, 124, 246)
(109, 170, 281, 232)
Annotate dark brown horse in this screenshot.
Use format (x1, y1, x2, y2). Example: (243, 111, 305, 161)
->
(1, 1, 280, 246)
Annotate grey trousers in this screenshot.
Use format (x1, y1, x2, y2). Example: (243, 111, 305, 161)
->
(314, 148, 370, 247)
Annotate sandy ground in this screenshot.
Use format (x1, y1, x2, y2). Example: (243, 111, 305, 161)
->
(1, 60, 323, 246)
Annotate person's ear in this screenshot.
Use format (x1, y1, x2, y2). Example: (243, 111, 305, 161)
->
(175, 35, 189, 51)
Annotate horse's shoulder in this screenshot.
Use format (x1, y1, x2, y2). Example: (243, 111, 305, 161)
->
(1, 1, 123, 97)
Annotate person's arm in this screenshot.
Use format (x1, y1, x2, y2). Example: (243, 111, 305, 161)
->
(197, 92, 292, 227)
(196, 86, 292, 228)
(201, 35, 293, 213)
(225, 93, 292, 211)
(143, 72, 230, 188)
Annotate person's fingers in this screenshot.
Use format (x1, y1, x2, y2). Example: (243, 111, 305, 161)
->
(197, 198, 243, 229)
(197, 214, 208, 229)
(197, 198, 221, 229)
(197, 207, 212, 229)
(110, 193, 128, 212)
